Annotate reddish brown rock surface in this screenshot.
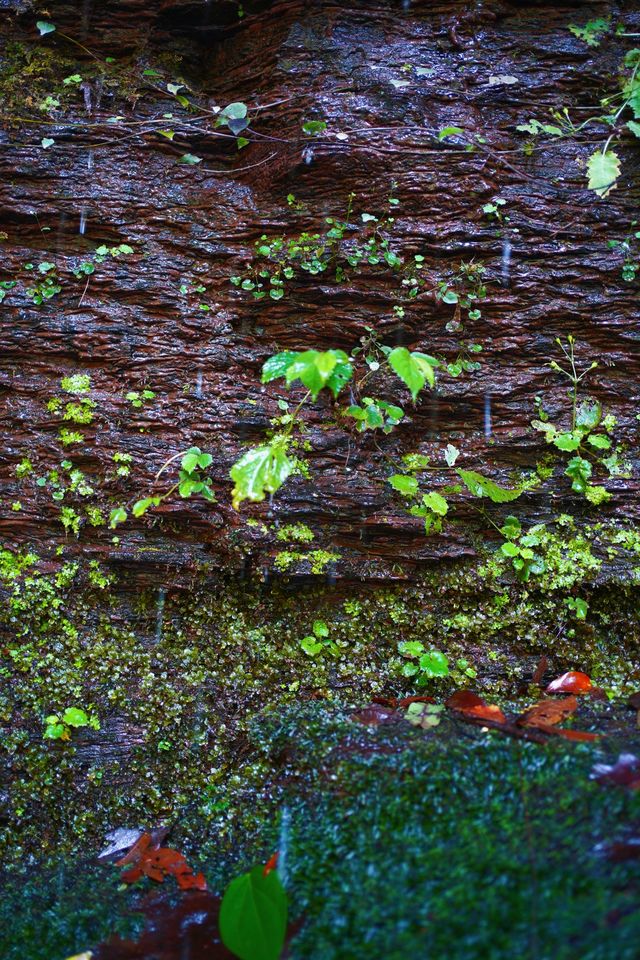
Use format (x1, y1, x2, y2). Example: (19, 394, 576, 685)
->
(1, 0, 639, 584)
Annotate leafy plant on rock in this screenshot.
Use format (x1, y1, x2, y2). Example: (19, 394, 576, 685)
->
(518, 28, 640, 198)
(532, 337, 623, 503)
(231, 343, 439, 508)
(397, 640, 450, 685)
(110, 446, 215, 528)
(44, 706, 99, 741)
(300, 619, 338, 657)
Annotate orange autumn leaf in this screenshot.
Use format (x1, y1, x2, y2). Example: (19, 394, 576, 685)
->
(551, 727, 600, 742)
(116, 833, 207, 890)
(177, 870, 208, 891)
(445, 690, 507, 724)
(545, 671, 592, 695)
(531, 722, 600, 742)
(115, 832, 154, 867)
(518, 696, 578, 728)
(263, 852, 279, 877)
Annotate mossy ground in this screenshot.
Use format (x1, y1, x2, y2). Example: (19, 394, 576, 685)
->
(1, 543, 639, 958)
(2, 705, 640, 959)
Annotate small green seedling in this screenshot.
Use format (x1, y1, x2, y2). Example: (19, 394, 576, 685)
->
(300, 619, 338, 657)
(126, 389, 156, 408)
(44, 707, 99, 741)
(398, 641, 449, 684)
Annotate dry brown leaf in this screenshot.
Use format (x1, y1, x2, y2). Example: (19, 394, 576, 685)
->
(518, 696, 578, 728)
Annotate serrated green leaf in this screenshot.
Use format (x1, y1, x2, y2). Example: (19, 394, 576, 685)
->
(181, 446, 207, 472)
(565, 456, 592, 493)
(388, 347, 437, 400)
(568, 18, 610, 47)
(576, 400, 601, 430)
(457, 469, 523, 503)
(586, 149, 620, 199)
(230, 441, 293, 508)
(421, 491, 448, 516)
(553, 432, 581, 452)
(37, 21, 56, 35)
(62, 707, 89, 727)
(501, 541, 520, 557)
(261, 351, 299, 383)
(283, 349, 351, 399)
(388, 474, 419, 497)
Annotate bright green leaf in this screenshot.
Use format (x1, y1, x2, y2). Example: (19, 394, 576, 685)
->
(109, 507, 128, 529)
(262, 351, 299, 384)
(457, 469, 523, 503)
(388, 347, 437, 401)
(586, 149, 620, 199)
(302, 120, 327, 135)
(565, 456, 592, 493)
(388, 474, 419, 497)
(230, 441, 293, 509)
(438, 126, 464, 141)
(419, 650, 449, 678)
(421, 491, 448, 516)
(553, 432, 581, 452)
(587, 434, 611, 450)
(62, 707, 89, 727)
(398, 640, 424, 657)
(219, 865, 287, 960)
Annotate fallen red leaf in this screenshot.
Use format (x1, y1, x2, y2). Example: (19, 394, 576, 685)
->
(591, 753, 640, 789)
(532, 656, 549, 686)
(263, 852, 279, 877)
(397, 695, 435, 709)
(116, 833, 154, 867)
(371, 695, 433, 709)
(545, 671, 592, 694)
(533, 724, 600, 742)
(351, 703, 399, 725)
(178, 871, 208, 891)
(518, 696, 578, 728)
(116, 833, 207, 890)
(445, 690, 507, 724)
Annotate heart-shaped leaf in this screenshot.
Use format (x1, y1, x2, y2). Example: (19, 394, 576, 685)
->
(220, 865, 287, 960)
